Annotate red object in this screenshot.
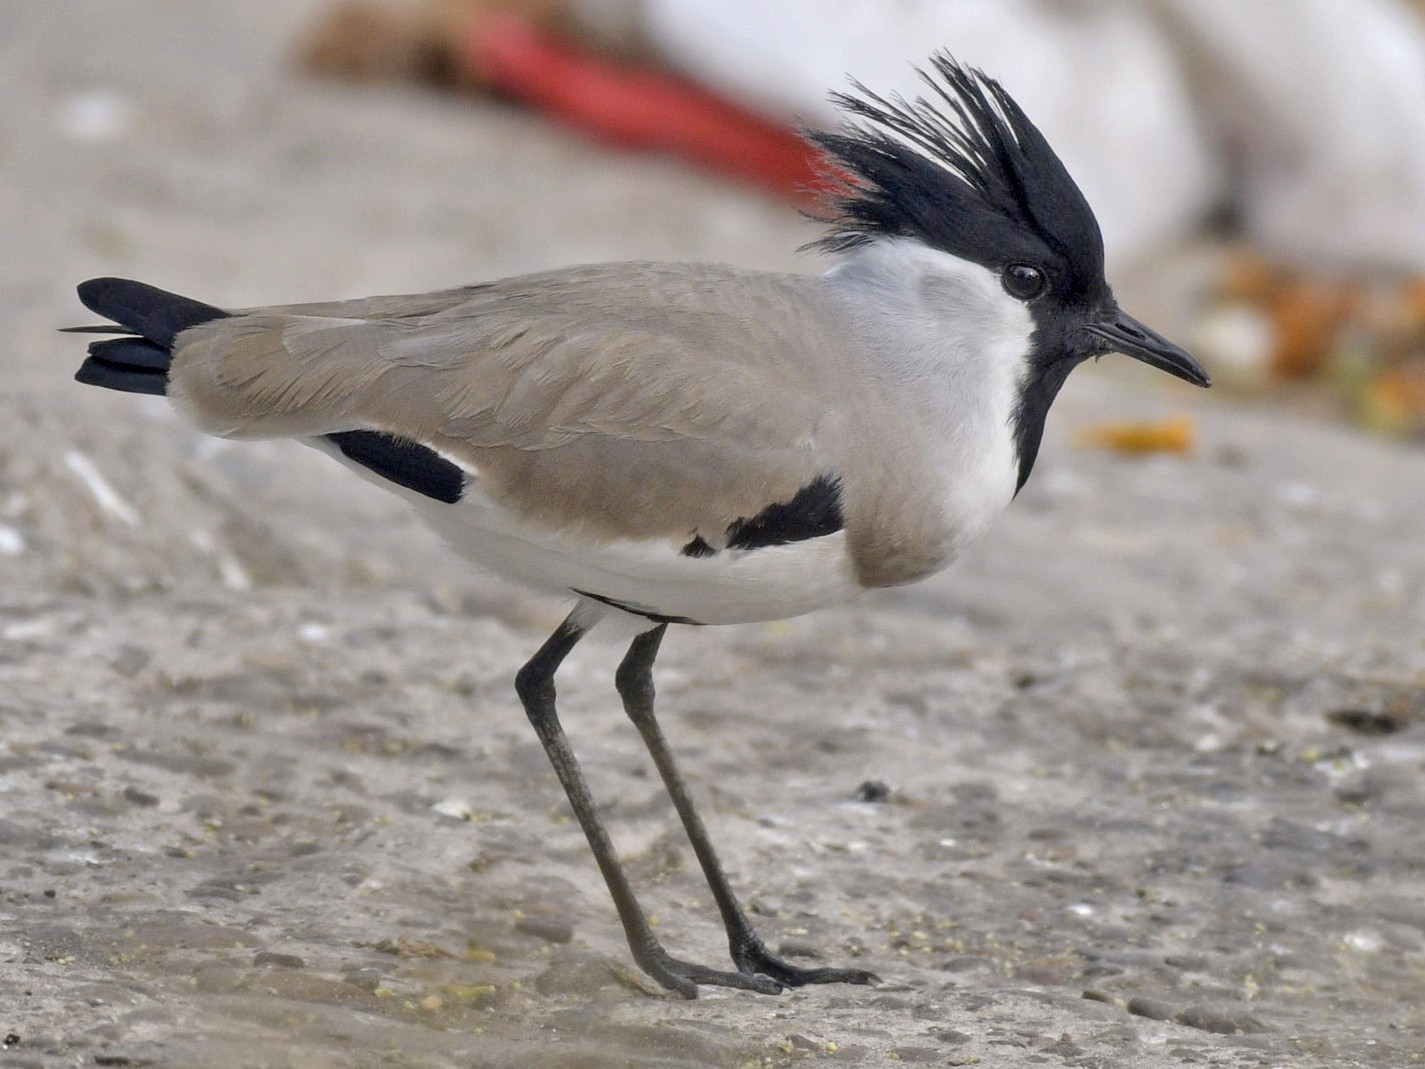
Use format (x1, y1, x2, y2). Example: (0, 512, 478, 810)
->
(464, 15, 836, 203)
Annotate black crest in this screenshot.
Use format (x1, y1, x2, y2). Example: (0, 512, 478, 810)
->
(808, 55, 1105, 289)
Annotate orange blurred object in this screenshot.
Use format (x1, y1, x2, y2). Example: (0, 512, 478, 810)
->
(1076, 416, 1197, 456)
(1219, 249, 1282, 305)
(1401, 277, 1425, 332)
(1216, 250, 1367, 381)
(1359, 362, 1425, 436)
(300, 0, 590, 85)
(1267, 279, 1356, 379)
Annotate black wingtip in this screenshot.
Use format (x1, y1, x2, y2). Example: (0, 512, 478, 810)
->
(327, 430, 466, 504)
(75, 277, 228, 347)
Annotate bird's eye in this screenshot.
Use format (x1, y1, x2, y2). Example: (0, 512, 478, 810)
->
(1001, 264, 1046, 301)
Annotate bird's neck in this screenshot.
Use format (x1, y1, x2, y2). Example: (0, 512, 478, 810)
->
(821, 239, 1032, 563)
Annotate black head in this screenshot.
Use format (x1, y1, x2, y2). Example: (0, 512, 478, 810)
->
(809, 54, 1209, 490)
(809, 55, 1106, 302)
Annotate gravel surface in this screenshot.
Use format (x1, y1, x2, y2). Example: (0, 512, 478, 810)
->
(4, 5, 1424, 1067)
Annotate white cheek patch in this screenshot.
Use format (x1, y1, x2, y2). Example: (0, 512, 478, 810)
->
(825, 238, 1033, 400)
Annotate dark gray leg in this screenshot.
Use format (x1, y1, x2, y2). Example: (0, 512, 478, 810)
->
(515, 614, 780, 997)
(616, 625, 879, 989)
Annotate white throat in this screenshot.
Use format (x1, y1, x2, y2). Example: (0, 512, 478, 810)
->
(821, 237, 1034, 553)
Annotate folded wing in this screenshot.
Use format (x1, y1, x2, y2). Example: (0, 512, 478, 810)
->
(169, 263, 855, 545)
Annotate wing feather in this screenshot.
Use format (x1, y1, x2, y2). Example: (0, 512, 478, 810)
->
(167, 263, 856, 543)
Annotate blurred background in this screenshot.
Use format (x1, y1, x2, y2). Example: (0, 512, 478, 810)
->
(10, 0, 1425, 441)
(299, 0, 1425, 441)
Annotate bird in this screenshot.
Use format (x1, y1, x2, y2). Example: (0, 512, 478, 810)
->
(67, 54, 1209, 998)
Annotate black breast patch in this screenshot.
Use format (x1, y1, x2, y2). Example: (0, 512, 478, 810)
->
(724, 474, 845, 551)
(327, 430, 465, 504)
(680, 535, 716, 558)
(678, 474, 846, 557)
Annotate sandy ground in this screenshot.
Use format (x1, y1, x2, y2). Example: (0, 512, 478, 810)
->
(4, 4, 1425, 1067)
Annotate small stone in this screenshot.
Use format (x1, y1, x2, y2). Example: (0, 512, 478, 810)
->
(1334, 774, 1384, 806)
(1127, 996, 1175, 1021)
(533, 957, 622, 996)
(431, 798, 474, 821)
(1326, 708, 1404, 736)
(782, 1034, 822, 1052)
(853, 779, 892, 802)
(253, 971, 365, 1003)
(514, 915, 574, 944)
(191, 965, 248, 994)
(1163, 954, 1209, 971)
(91, 1043, 165, 1066)
(342, 967, 387, 992)
(887, 1046, 939, 1063)
(926, 1029, 971, 1045)
(121, 786, 159, 807)
(107, 645, 152, 678)
(252, 950, 306, 969)
(1174, 1005, 1268, 1035)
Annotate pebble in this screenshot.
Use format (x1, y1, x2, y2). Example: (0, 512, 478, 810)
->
(514, 915, 574, 945)
(1174, 1005, 1267, 1035)
(854, 779, 893, 802)
(107, 645, 152, 678)
(252, 950, 306, 969)
(1126, 996, 1175, 1021)
(533, 957, 622, 997)
(342, 967, 387, 992)
(121, 786, 160, 808)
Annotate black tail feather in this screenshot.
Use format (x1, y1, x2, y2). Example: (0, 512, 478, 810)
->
(71, 278, 229, 397)
(77, 352, 171, 399)
(76, 277, 228, 349)
(75, 336, 174, 395)
(69, 278, 467, 503)
(86, 337, 172, 369)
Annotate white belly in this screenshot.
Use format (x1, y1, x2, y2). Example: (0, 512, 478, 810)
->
(308, 435, 863, 625)
(413, 483, 863, 625)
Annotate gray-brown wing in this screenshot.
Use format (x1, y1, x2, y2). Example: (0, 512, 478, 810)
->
(168, 263, 858, 543)
(231, 285, 489, 322)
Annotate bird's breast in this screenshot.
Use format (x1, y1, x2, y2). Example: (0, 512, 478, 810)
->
(843, 421, 1019, 590)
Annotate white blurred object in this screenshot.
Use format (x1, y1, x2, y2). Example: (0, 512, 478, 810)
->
(56, 88, 134, 143)
(63, 449, 140, 528)
(1147, 0, 1425, 273)
(623, 0, 1425, 273)
(640, 0, 1216, 271)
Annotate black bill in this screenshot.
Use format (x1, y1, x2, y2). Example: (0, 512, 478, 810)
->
(1087, 309, 1211, 388)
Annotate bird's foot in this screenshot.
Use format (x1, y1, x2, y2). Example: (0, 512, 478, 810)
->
(732, 936, 881, 989)
(636, 946, 785, 998)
